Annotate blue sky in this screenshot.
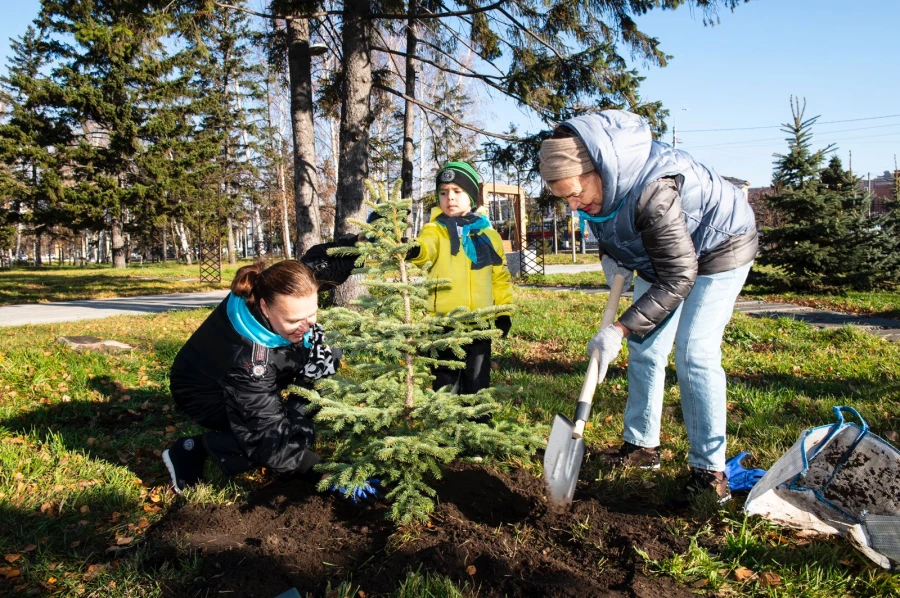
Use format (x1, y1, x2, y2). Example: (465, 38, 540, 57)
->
(3, 1, 898, 188)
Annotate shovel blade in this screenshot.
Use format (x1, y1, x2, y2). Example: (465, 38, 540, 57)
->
(543, 414, 586, 509)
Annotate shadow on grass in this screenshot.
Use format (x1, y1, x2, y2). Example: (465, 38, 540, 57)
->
(0, 376, 185, 486)
(0, 271, 227, 305)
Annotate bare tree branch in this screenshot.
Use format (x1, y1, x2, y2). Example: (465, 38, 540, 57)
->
(371, 1, 505, 20)
(373, 82, 519, 141)
(372, 45, 502, 82)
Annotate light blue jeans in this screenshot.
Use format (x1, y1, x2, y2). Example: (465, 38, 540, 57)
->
(623, 262, 751, 472)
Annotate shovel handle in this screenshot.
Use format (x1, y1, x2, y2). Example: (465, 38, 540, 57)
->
(572, 272, 628, 438)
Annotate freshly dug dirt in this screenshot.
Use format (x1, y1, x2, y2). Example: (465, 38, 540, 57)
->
(148, 465, 693, 597)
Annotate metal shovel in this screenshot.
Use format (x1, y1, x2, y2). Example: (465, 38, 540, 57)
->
(544, 272, 628, 510)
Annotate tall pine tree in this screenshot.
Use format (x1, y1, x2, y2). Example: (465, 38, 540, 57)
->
(0, 25, 70, 266)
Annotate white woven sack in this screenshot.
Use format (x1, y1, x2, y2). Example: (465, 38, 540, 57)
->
(745, 406, 900, 568)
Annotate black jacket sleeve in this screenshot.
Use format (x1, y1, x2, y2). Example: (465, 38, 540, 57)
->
(618, 178, 698, 338)
(222, 366, 317, 475)
(299, 233, 361, 289)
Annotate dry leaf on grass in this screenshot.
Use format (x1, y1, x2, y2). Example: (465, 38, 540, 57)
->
(759, 571, 782, 587)
(733, 566, 755, 581)
(4, 554, 21, 563)
(466, 565, 477, 576)
(0, 567, 22, 580)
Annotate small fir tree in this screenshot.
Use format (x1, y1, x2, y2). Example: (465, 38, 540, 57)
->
(292, 180, 541, 524)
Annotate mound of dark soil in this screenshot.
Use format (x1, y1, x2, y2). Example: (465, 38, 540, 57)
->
(148, 465, 693, 597)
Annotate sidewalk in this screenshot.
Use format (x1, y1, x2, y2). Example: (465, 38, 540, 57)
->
(525, 281, 900, 342)
(1, 267, 897, 341)
(0, 290, 229, 327)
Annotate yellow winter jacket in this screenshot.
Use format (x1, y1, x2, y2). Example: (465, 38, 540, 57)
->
(411, 207, 514, 316)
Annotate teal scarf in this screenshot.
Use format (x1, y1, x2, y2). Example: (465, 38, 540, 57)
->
(226, 293, 292, 348)
(578, 202, 624, 240)
(436, 212, 501, 269)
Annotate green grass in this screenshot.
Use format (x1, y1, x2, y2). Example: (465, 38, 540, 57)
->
(744, 263, 900, 319)
(519, 271, 608, 288)
(541, 251, 601, 266)
(1, 287, 899, 595)
(0, 261, 252, 305)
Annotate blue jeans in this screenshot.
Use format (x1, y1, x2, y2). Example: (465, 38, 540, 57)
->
(623, 262, 751, 472)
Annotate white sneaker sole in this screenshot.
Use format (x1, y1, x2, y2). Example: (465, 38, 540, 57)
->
(161, 449, 184, 494)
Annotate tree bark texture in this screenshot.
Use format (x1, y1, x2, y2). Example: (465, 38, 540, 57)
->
(401, 0, 417, 201)
(333, 0, 373, 306)
(111, 216, 126, 269)
(287, 16, 321, 258)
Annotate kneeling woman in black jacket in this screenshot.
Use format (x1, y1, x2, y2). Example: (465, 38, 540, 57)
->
(163, 259, 339, 493)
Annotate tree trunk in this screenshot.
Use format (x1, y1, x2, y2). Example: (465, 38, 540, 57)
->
(278, 162, 292, 257)
(111, 216, 126, 268)
(161, 223, 168, 263)
(400, 0, 417, 201)
(287, 16, 321, 258)
(34, 231, 42, 266)
(226, 216, 237, 264)
(333, 0, 373, 306)
(175, 220, 192, 265)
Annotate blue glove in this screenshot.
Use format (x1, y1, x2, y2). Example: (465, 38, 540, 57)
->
(328, 478, 381, 505)
(724, 452, 766, 492)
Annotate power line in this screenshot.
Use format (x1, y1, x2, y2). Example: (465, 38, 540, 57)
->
(680, 113, 900, 133)
(685, 125, 900, 150)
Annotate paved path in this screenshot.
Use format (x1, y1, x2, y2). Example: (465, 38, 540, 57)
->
(0, 290, 229, 327)
(525, 285, 900, 342)
(0, 265, 897, 341)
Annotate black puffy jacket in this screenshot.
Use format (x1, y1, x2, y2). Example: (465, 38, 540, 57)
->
(170, 298, 336, 474)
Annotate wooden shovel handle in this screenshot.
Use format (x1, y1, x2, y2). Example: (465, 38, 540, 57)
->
(572, 272, 628, 438)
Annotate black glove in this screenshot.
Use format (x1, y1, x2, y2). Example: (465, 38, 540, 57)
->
(495, 315, 511, 338)
(300, 234, 359, 288)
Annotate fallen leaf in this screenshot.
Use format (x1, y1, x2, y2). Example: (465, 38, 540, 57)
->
(792, 365, 801, 374)
(47, 576, 58, 584)
(733, 566, 754, 581)
(660, 449, 675, 461)
(885, 431, 899, 443)
(135, 517, 150, 530)
(86, 437, 98, 446)
(116, 537, 133, 546)
(22, 544, 37, 553)
(759, 571, 781, 587)
(61, 395, 71, 403)
(80, 505, 90, 514)
(691, 579, 708, 588)
(0, 567, 21, 580)
(4, 554, 21, 563)
(466, 565, 477, 576)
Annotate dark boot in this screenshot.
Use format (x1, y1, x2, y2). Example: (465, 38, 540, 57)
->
(162, 436, 207, 494)
(669, 468, 731, 509)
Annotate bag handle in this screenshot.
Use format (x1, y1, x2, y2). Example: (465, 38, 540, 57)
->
(831, 405, 869, 434)
(799, 406, 870, 474)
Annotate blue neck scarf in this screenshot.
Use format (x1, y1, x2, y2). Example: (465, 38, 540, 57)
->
(578, 201, 624, 240)
(226, 293, 292, 348)
(436, 212, 499, 266)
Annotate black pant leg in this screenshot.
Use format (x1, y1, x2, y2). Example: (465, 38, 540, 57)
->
(202, 431, 256, 476)
(459, 338, 492, 395)
(432, 345, 462, 393)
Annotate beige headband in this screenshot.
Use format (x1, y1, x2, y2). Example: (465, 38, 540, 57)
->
(539, 137, 596, 181)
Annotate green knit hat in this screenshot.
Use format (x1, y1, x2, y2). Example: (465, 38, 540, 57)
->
(436, 161, 480, 207)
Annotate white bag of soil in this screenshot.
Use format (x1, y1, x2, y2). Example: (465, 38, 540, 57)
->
(745, 406, 900, 569)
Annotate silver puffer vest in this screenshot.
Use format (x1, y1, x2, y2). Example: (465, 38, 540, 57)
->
(562, 111, 756, 278)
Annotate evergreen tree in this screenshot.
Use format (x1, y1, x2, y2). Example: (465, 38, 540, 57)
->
(0, 25, 69, 266)
(760, 99, 896, 290)
(294, 181, 541, 524)
(39, 0, 172, 268)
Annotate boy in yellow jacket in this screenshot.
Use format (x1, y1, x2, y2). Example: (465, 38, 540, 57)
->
(410, 161, 514, 395)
